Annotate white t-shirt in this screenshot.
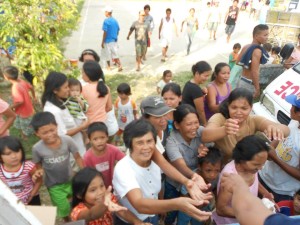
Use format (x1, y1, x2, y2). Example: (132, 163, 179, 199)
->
(113, 155, 161, 221)
(259, 120, 300, 196)
(44, 101, 86, 157)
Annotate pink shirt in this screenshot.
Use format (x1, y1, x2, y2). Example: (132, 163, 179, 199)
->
(84, 144, 125, 187)
(0, 98, 10, 137)
(12, 79, 34, 118)
(212, 160, 258, 225)
(290, 48, 300, 65)
(82, 83, 110, 123)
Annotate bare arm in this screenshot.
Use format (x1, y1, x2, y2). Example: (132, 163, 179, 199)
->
(102, 31, 107, 48)
(0, 107, 16, 136)
(28, 167, 43, 203)
(158, 19, 163, 39)
(216, 185, 235, 217)
(207, 85, 219, 113)
(73, 152, 84, 169)
(181, 19, 186, 32)
(194, 97, 206, 126)
(171, 158, 195, 179)
(66, 120, 89, 136)
(105, 91, 113, 112)
(259, 119, 289, 140)
(251, 49, 262, 98)
(127, 29, 134, 40)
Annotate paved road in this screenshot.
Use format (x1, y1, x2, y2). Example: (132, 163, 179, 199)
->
(64, 0, 259, 76)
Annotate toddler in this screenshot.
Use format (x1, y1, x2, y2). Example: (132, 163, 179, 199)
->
(114, 83, 138, 145)
(157, 70, 173, 94)
(278, 189, 300, 216)
(3, 66, 36, 139)
(228, 43, 241, 69)
(0, 136, 42, 205)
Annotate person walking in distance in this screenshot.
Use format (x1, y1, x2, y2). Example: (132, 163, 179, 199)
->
(224, 0, 239, 43)
(143, 4, 154, 61)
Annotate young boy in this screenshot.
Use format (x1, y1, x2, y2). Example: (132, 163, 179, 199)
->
(3, 66, 36, 139)
(30, 112, 84, 222)
(278, 189, 300, 216)
(228, 43, 241, 69)
(114, 83, 138, 145)
(83, 122, 125, 187)
(177, 147, 222, 225)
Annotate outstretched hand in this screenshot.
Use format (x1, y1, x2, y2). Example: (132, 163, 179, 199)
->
(179, 197, 212, 221)
(186, 174, 212, 202)
(32, 169, 43, 182)
(104, 186, 127, 212)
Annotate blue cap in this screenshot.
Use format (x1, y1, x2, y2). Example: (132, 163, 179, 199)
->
(285, 94, 300, 108)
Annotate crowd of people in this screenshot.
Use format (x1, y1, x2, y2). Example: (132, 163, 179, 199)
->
(1, 1, 300, 225)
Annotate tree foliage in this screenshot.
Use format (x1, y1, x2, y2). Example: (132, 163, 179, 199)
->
(0, 0, 80, 84)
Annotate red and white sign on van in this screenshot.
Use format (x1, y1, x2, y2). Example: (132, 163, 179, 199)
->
(274, 81, 300, 99)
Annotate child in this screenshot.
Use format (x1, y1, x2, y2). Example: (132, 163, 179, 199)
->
(0, 136, 42, 205)
(228, 43, 241, 69)
(204, 62, 232, 120)
(71, 167, 149, 225)
(157, 70, 173, 94)
(278, 189, 300, 216)
(213, 135, 271, 225)
(64, 78, 89, 142)
(263, 43, 274, 64)
(84, 122, 125, 187)
(177, 147, 222, 225)
(114, 83, 138, 145)
(271, 46, 281, 64)
(3, 66, 36, 139)
(0, 97, 16, 137)
(30, 111, 84, 222)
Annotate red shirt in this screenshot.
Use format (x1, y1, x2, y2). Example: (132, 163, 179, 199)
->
(84, 144, 125, 187)
(12, 79, 34, 118)
(277, 200, 295, 216)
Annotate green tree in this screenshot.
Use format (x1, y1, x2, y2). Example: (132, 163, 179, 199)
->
(0, 0, 80, 85)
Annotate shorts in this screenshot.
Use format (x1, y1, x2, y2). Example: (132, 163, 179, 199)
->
(104, 42, 119, 60)
(225, 24, 235, 35)
(208, 22, 219, 31)
(48, 182, 72, 218)
(160, 37, 172, 48)
(135, 42, 147, 57)
(236, 76, 255, 94)
(14, 115, 34, 136)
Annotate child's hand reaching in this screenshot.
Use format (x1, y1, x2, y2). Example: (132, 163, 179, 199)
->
(32, 168, 43, 182)
(104, 186, 127, 212)
(201, 87, 208, 95)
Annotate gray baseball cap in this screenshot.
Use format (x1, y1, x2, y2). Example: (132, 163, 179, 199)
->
(140, 96, 175, 117)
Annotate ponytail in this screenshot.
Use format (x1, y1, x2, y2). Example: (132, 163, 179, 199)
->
(97, 79, 108, 97)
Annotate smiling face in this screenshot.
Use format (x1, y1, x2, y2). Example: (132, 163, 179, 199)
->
(162, 90, 182, 108)
(35, 124, 59, 145)
(195, 71, 211, 84)
(84, 175, 106, 208)
(54, 81, 69, 100)
(240, 151, 268, 174)
(174, 113, 200, 143)
(130, 132, 156, 167)
(215, 66, 230, 84)
(89, 131, 108, 154)
(0, 148, 22, 169)
(228, 98, 252, 124)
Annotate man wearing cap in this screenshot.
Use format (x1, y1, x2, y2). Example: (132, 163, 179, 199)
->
(127, 11, 150, 72)
(140, 96, 174, 154)
(102, 6, 123, 72)
(259, 94, 300, 202)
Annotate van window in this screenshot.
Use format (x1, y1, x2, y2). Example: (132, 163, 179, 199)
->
(294, 63, 300, 74)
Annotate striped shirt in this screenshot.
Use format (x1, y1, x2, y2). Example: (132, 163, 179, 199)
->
(0, 161, 36, 204)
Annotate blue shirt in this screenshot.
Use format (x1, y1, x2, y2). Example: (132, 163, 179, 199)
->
(102, 17, 119, 43)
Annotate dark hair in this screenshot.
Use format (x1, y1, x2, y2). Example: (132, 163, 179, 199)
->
(219, 88, 253, 119)
(173, 104, 198, 127)
(42, 72, 68, 109)
(294, 105, 300, 113)
(271, 46, 281, 55)
(211, 62, 230, 81)
(233, 43, 241, 50)
(233, 0, 239, 3)
(123, 119, 157, 151)
(198, 147, 222, 166)
(166, 8, 171, 13)
(189, 8, 195, 12)
(161, 83, 181, 97)
(30, 111, 57, 132)
(144, 4, 150, 10)
(3, 66, 19, 80)
(191, 61, 212, 76)
(72, 168, 104, 208)
(233, 135, 270, 164)
(83, 61, 108, 97)
(117, 83, 131, 95)
(253, 24, 269, 37)
(207, 2, 211, 5)
(79, 49, 100, 62)
(87, 122, 108, 138)
(295, 189, 300, 196)
(68, 77, 82, 92)
(263, 43, 272, 52)
(0, 136, 25, 163)
(265, 0, 270, 5)
(163, 70, 172, 78)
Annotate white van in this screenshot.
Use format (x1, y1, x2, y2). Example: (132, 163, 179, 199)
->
(252, 62, 300, 125)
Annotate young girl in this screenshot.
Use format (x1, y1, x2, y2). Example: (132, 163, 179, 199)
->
(0, 136, 42, 205)
(182, 61, 212, 126)
(161, 82, 182, 135)
(71, 167, 149, 225)
(114, 83, 138, 145)
(157, 70, 173, 94)
(204, 63, 231, 120)
(213, 135, 272, 225)
(82, 61, 117, 138)
(271, 46, 281, 64)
